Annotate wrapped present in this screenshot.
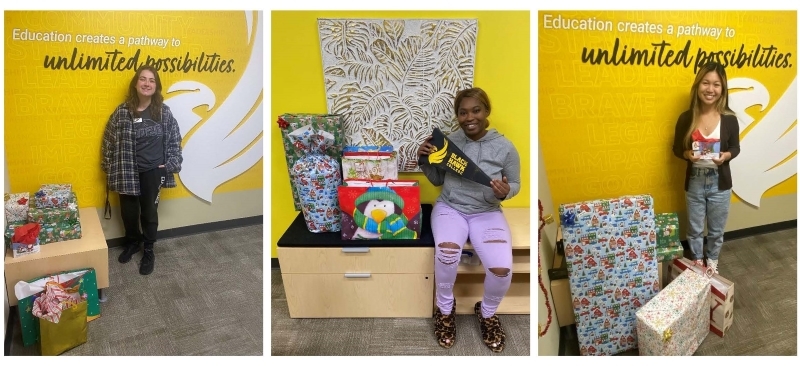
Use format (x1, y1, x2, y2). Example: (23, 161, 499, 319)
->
(343, 146, 393, 153)
(559, 194, 658, 356)
(338, 180, 422, 240)
(32, 281, 88, 355)
(5, 192, 30, 222)
(15, 268, 101, 347)
(657, 246, 683, 263)
(655, 213, 681, 249)
(289, 125, 342, 233)
(39, 221, 83, 244)
(636, 269, 711, 355)
(342, 147, 399, 181)
(34, 184, 74, 209)
(27, 192, 80, 226)
(668, 257, 735, 337)
(277, 114, 344, 211)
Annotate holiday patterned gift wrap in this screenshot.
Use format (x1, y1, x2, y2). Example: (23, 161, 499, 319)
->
(657, 246, 683, 263)
(277, 114, 344, 211)
(668, 257, 735, 337)
(289, 125, 342, 233)
(39, 221, 83, 244)
(559, 194, 659, 356)
(655, 213, 682, 249)
(34, 184, 74, 209)
(4, 192, 30, 222)
(342, 150, 399, 181)
(5, 221, 26, 249)
(338, 180, 422, 240)
(27, 192, 79, 226)
(636, 269, 711, 356)
(11, 238, 41, 258)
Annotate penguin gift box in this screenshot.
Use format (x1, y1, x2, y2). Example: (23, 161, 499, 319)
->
(337, 180, 422, 240)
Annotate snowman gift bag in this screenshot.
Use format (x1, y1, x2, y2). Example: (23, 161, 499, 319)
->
(288, 125, 342, 233)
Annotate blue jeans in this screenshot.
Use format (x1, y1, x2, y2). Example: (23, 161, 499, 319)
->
(686, 167, 731, 261)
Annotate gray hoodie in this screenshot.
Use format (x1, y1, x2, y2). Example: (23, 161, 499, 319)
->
(420, 128, 521, 214)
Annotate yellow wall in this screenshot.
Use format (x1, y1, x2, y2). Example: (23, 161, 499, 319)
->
(4, 11, 262, 209)
(271, 10, 531, 258)
(539, 11, 797, 223)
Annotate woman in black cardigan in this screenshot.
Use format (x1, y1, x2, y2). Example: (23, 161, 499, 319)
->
(672, 61, 740, 275)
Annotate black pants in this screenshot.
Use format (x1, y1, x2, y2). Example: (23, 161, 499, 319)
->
(119, 167, 166, 248)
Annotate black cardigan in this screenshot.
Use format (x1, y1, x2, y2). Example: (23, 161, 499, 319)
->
(672, 111, 741, 191)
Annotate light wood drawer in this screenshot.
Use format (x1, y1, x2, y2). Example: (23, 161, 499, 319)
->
(451, 273, 530, 314)
(282, 273, 434, 318)
(278, 247, 434, 274)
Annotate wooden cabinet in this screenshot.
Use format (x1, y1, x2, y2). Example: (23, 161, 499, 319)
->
(276, 205, 530, 318)
(278, 247, 434, 318)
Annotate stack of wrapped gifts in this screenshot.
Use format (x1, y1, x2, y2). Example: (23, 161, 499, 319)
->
(4, 184, 82, 252)
(668, 257, 736, 338)
(655, 213, 684, 263)
(559, 194, 659, 356)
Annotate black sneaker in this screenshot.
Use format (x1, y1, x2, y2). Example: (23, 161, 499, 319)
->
(118, 243, 141, 263)
(140, 249, 155, 275)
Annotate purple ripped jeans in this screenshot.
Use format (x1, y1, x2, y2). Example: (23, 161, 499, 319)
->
(431, 201, 513, 318)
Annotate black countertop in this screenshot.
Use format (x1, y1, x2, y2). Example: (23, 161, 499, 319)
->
(277, 204, 435, 248)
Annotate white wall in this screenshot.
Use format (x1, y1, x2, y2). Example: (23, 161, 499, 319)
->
(537, 141, 560, 355)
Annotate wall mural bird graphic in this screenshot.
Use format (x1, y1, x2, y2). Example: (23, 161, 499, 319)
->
(164, 10, 264, 203)
(728, 76, 797, 208)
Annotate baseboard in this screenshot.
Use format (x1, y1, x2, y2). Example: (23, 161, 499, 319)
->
(272, 258, 280, 269)
(106, 215, 263, 248)
(5, 306, 17, 356)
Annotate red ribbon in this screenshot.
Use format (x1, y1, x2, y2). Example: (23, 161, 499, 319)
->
(538, 199, 553, 338)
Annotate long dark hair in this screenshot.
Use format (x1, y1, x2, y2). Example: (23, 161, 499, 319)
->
(125, 65, 163, 122)
(683, 61, 735, 149)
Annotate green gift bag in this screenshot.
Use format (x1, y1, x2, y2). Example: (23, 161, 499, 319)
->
(38, 300, 88, 356)
(15, 268, 101, 347)
(277, 114, 344, 210)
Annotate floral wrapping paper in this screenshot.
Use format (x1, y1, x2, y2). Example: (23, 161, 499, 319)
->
(34, 184, 74, 209)
(559, 194, 659, 356)
(655, 213, 682, 249)
(278, 114, 344, 211)
(289, 125, 342, 233)
(636, 269, 711, 355)
(4, 192, 30, 222)
(27, 192, 79, 226)
(667, 257, 735, 337)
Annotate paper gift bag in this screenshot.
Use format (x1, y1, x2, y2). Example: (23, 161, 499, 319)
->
(636, 269, 711, 356)
(15, 268, 101, 347)
(39, 300, 88, 356)
(341, 146, 399, 181)
(667, 257, 735, 337)
(11, 223, 41, 258)
(4, 192, 30, 222)
(655, 213, 682, 249)
(338, 180, 422, 240)
(418, 128, 492, 187)
(277, 114, 345, 211)
(289, 125, 342, 233)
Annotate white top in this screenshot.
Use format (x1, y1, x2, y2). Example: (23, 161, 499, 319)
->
(693, 121, 720, 169)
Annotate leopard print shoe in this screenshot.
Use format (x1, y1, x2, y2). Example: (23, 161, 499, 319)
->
(474, 301, 505, 353)
(433, 298, 456, 349)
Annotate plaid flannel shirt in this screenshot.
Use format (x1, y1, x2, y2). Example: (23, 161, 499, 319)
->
(101, 103, 183, 195)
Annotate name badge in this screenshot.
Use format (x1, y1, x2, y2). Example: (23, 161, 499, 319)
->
(134, 118, 143, 123)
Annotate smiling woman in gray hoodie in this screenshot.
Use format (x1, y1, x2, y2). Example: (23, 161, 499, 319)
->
(418, 87, 521, 353)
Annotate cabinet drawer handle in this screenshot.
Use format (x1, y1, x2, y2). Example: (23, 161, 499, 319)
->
(344, 273, 371, 278)
(342, 247, 370, 253)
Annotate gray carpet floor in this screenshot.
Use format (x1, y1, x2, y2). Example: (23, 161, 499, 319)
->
(561, 227, 797, 356)
(8, 224, 263, 356)
(270, 268, 531, 356)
